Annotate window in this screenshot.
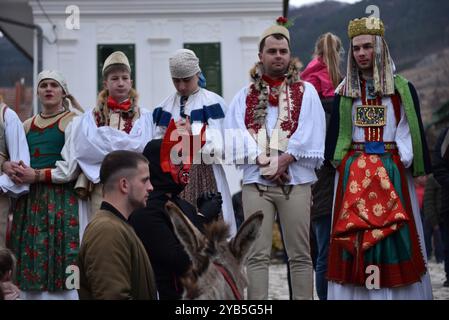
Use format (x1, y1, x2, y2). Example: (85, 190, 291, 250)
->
(184, 43, 222, 96)
(97, 44, 135, 92)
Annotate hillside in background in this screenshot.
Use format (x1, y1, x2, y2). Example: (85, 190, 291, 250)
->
(289, 0, 449, 128)
(289, 0, 449, 71)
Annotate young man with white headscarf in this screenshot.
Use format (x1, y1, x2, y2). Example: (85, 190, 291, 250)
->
(148, 49, 236, 237)
(325, 17, 433, 299)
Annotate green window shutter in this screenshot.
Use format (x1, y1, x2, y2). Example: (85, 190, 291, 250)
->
(97, 44, 135, 93)
(184, 43, 222, 96)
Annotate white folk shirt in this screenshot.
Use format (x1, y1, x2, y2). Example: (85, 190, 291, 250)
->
(0, 108, 30, 196)
(224, 81, 326, 187)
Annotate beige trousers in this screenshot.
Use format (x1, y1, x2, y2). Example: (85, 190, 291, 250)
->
(242, 183, 313, 300)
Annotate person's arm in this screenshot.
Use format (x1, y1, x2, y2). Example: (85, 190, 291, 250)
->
(50, 114, 80, 183)
(394, 104, 413, 168)
(324, 95, 342, 165)
(303, 75, 322, 97)
(223, 87, 262, 166)
(74, 111, 153, 183)
(433, 128, 449, 188)
(130, 206, 192, 276)
(82, 222, 134, 299)
(0, 109, 30, 195)
(194, 94, 227, 163)
(285, 82, 326, 169)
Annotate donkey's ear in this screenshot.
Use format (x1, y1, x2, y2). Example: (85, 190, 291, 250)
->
(165, 201, 203, 265)
(230, 211, 263, 261)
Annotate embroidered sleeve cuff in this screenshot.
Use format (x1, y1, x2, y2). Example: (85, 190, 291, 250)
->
(399, 153, 413, 169)
(286, 149, 324, 169)
(45, 169, 52, 183)
(285, 151, 299, 161)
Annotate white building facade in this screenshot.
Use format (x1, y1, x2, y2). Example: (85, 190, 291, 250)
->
(29, 0, 282, 110)
(28, 0, 283, 193)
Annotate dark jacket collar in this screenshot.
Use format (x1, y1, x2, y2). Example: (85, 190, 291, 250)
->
(100, 201, 129, 223)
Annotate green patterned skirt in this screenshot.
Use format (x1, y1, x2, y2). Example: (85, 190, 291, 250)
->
(11, 182, 79, 292)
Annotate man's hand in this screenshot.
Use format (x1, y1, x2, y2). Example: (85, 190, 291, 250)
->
(197, 192, 223, 223)
(13, 162, 36, 184)
(265, 153, 294, 185)
(175, 117, 192, 136)
(256, 154, 270, 167)
(2, 161, 24, 184)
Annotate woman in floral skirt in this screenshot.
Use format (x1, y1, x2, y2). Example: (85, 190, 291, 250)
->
(5, 70, 81, 299)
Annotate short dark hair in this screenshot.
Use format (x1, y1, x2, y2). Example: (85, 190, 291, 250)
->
(259, 33, 291, 53)
(103, 64, 131, 80)
(100, 150, 148, 192)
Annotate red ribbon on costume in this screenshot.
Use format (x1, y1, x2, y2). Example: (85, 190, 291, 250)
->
(160, 119, 206, 183)
(107, 96, 132, 111)
(262, 75, 284, 107)
(332, 153, 409, 255)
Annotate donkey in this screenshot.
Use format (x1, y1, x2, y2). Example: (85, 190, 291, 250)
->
(165, 202, 263, 300)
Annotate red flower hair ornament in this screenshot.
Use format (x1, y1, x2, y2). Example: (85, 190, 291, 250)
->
(276, 16, 294, 28)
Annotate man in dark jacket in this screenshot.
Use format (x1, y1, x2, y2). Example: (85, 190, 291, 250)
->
(78, 150, 157, 300)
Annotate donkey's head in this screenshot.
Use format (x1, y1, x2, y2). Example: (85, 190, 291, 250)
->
(165, 202, 263, 300)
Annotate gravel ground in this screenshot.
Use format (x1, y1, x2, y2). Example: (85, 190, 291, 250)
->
(267, 258, 449, 300)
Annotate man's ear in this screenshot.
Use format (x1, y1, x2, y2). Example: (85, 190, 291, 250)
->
(258, 52, 262, 61)
(118, 177, 129, 194)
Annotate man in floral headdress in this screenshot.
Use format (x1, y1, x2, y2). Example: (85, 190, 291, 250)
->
(74, 51, 153, 222)
(325, 17, 433, 299)
(224, 17, 326, 299)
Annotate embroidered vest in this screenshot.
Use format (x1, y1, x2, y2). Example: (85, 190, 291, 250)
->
(27, 113, 68, 169)
(245, 81, 304, 154)
(93, 102, 140, 134)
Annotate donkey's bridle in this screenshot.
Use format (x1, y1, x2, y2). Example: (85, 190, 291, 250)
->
(213, 262, 242, 300)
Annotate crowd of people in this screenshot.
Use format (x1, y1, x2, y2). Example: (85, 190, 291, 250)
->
(0, 14, 447, 300)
